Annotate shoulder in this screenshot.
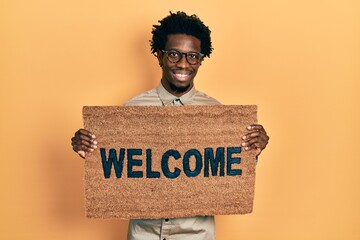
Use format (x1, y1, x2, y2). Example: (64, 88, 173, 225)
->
(191, 90, 221, 105)
(124, 88, 162, 106)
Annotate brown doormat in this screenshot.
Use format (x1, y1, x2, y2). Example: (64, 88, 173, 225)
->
(83, 105, 257, 219)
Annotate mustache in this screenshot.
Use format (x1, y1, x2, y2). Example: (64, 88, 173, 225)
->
(171, 67, 193, 72)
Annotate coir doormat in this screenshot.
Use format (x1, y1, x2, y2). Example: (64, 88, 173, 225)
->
(83, 105, 257, 219)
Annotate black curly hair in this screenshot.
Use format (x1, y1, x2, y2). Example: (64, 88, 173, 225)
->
(150, 11, 213, 58)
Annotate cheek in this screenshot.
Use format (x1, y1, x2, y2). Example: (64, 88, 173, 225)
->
(158, 55, 165, 67)
(162, 62, 175, 72)
(193, 66, 200, 73)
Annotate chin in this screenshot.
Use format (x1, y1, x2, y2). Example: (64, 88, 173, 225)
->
(169, 82, 191, 93)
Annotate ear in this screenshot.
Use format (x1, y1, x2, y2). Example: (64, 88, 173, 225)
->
(199, 58, 204, 66)
(156, 50, 163, 67)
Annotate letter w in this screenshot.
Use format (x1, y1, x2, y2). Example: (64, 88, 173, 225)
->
(100, 148, 125, 178)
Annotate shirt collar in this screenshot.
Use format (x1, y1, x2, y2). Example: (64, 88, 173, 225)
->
(156, 82, 196, 106)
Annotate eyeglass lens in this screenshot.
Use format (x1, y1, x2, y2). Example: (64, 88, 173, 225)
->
(165, 50, 202, 65)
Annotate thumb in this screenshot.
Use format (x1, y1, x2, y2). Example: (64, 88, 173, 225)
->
(78, 150, 86, 159)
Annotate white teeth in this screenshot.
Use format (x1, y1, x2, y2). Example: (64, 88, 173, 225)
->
(175, 73, 188, 78)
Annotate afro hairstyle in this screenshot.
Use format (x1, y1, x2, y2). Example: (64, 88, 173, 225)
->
(150, 11, 213, 58)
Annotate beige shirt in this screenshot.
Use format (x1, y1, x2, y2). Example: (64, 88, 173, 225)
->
(125, 83, 220, 240)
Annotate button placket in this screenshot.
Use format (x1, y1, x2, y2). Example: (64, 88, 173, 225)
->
(160, 218, 171, 239)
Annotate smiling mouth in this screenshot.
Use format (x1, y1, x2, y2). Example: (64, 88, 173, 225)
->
(173, 72, 191, 81)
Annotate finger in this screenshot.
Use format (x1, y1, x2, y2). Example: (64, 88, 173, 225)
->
(74, 142, 97, 154)
(73, 129, 96, 146)
(246, 124, 264, 131)
(242, 138, 266, 151)
(250, 131, 268, 143)
(72, 130, 97, 146)
(263, 134, 270, 142)
(72, 137, 97, 151)
(78, 150, 86, 159)
(72, 144, 95, 153)
(78, 134, 98, 145)
(242, 137, 259, 147)
(259, 133, 269, 144)
(247, 125, 267, 138)
(74, 139, 97, 149)
(75, 129, 96, 139)
(243, 130, 268, 145)
(244, 142, 261, 151)
(243, 144, 259, 151)
(251, 142, 261, 150)
(242, 131, 260, 142)
(256, 148, 262, 156)
(255, 130, 269, 144)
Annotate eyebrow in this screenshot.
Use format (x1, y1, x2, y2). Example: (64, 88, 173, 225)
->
(166, 48, 201, 53)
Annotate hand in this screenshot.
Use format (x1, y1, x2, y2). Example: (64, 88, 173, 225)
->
(241, 124, 269, 156)
(71, 129, 97, 158)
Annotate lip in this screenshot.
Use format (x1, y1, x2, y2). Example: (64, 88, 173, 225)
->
(171, 71, 192, 82)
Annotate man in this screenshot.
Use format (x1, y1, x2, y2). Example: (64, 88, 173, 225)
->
(71, 11, 269, 240)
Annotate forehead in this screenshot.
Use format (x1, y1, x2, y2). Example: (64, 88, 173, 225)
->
(165, 34, 201, 52)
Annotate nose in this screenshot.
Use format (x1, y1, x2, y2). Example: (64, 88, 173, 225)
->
(176, 54, 190, 68)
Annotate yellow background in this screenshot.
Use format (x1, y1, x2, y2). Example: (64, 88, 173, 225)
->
(1, 0, 359, 239)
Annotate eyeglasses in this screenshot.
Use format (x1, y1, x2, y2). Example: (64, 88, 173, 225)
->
(162, 49, 204, 65)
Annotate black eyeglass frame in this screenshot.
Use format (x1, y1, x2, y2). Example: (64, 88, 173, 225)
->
(161, 49, 205, 65)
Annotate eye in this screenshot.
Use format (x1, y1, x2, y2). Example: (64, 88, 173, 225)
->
(168, 51, 180, 57)
(188, 53, 199, 59)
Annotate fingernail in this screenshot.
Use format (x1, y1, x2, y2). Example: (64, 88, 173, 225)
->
(241, 142, 246, 146)
(247, 126, 252, 130)
(90, 148, 94, 152)
(78, 150, 85, 158)
(93, 145, 97, 149)
(242, 136, 246, 140)
(245, 147, 250, 150)
(92, 140, 97, 144)
(91, 134, 96, 138)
